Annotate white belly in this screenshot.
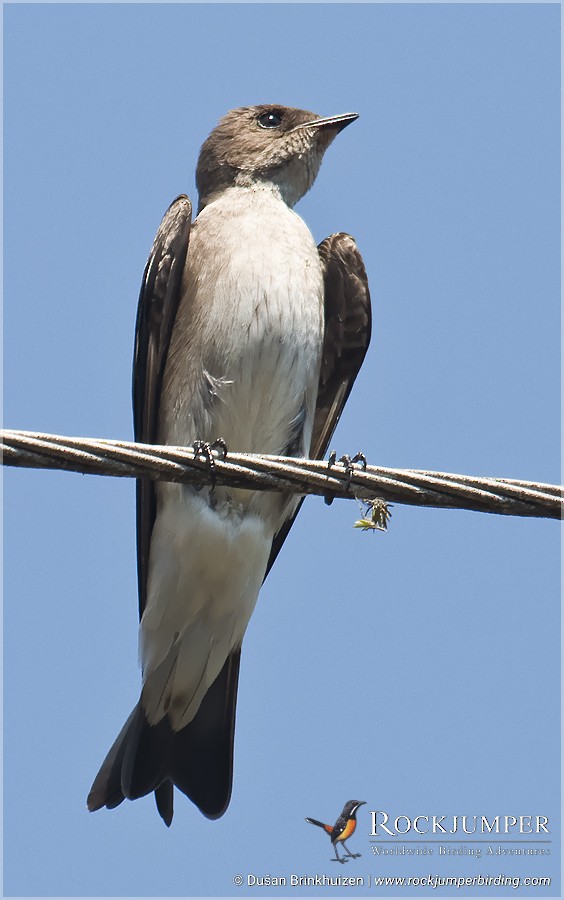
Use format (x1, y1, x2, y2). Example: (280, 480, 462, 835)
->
(140, 487, 271, 728)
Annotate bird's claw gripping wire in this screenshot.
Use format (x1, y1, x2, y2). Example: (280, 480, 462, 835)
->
(339, 452, 367, 488)
(325, 450, 367, 504)
(192, 438, 228, 488)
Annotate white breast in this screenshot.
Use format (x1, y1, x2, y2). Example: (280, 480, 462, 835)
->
(161, 185, 325, 458)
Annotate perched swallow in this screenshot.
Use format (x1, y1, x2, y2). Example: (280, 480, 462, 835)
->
(88, 105, 371, 826)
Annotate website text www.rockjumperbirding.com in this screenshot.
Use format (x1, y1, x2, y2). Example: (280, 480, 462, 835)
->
(235, 873, 551, 889)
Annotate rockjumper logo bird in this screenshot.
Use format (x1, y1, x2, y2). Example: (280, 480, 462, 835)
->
(306, 800, 366, 863)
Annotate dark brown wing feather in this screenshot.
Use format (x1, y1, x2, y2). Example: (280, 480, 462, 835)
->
(133, 194, 192, 616)
(310, 233, 372, 458)
(265, 232, 371, 575)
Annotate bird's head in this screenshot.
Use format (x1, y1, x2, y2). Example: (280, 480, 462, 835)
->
(196, 104, 358, 211)
(343, 800, 366, 818)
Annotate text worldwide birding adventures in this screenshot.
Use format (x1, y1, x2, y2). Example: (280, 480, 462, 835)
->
(87, 104, 371, 825)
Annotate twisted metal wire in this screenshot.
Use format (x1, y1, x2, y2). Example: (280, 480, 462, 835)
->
(1, 428, 561, 519)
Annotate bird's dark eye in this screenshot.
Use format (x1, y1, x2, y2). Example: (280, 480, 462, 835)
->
(257, 111, 283, 129)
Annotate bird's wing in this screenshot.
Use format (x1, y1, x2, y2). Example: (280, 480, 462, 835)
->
(309, 233, 372, 460)
(132, 195, 192, 617)
(265, 232, 371, 576)
(331, 813, 348, 842)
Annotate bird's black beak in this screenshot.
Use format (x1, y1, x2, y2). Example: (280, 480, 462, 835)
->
(299, 112, 359, 134)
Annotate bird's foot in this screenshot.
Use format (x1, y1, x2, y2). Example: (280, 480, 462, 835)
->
(324, 450, 338, 505)
(345, 853, 361, 859)
(342, 451, 367, 484)
(325, 450, 367, 502)
(192, 438, 228, 489)
(210, 437, 228, 460)
(331, 857, 348, 864)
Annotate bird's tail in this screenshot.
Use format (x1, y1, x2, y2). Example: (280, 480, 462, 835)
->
(305, 816, 332, 833)
(87, 651, 241, 826)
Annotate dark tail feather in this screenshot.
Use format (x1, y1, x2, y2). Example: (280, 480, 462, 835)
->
(87, 706, 136, 813)
(305, 817, 328, 830)
(121, 707, 173, 798)
(87, 650, 241, 825)
(155, 780, 174, 827)
(170, 650, 241, 819)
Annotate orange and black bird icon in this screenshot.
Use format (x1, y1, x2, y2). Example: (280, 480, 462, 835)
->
(306, 800, 366, 863)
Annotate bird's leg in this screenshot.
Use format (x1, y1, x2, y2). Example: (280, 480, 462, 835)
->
(339, 454, 352, 488)
(343, 451, 367, 485)
(342, 840, 361, 859)
(324, 450, 338, 505)
(326, 448, 368, 505)
(325, 449, 367, 502)
(331, 844, 348, 864)
(192, 438, 228, 489)
(337, 451, 367, 490)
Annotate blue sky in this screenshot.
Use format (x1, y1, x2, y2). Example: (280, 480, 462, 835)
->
(3, 3, 560, 898)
